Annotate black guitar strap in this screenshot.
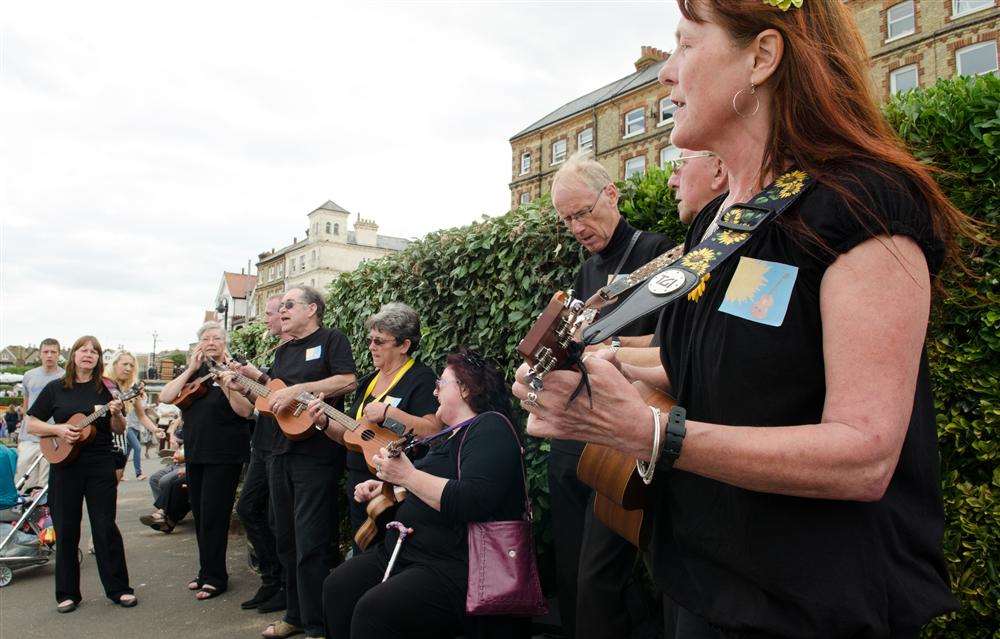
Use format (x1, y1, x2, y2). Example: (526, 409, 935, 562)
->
(582, 171, 814, 345)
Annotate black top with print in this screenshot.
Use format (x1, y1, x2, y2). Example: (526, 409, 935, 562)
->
(651, 164, 955, 637)
(28, 378, 115, 464)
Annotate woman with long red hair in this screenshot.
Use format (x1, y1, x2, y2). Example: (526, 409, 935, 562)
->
(25, 336, 137, 613)
(515, 1, 972, 636)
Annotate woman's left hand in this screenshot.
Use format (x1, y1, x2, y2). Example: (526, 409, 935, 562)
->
(372, 447, 415, 486)
(511, 357, 652, 458)
(108, 399, 125, 417)
(363, 401, 390, 424)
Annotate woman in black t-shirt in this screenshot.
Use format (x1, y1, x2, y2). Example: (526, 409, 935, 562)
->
(159, 321, 252, 600)
(314, 349, 529, 639)
(26, 335, 136, 613)
(343, 302, 440, 541)
(514, 3, 977, 637)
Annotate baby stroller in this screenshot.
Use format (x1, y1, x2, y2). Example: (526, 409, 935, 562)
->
(0, 452, 57, 587)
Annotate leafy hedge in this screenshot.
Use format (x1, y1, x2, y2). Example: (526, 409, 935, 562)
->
(884, 75, 999, 638)
(232, 75, 998, 634)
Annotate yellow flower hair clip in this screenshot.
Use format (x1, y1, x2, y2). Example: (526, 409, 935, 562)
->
(763, 0, 803, 10)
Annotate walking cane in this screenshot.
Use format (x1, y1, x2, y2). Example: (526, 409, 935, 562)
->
(381, 521, 414, 583)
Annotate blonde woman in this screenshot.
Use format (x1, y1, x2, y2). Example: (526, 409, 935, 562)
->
(106, 351, 163, 480)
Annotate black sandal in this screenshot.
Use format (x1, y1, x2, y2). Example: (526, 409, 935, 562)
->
(57, 600, 78, 614)
(187, 579, 203, 590)
(196, 584, 224, 600)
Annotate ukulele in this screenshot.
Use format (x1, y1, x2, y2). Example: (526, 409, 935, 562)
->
(353, 433, 417, 550)
(166, 370, 215, 409)
(40, 383, 146, 466)
(208, 359, 407, 456)
(517, 291, 674, 548)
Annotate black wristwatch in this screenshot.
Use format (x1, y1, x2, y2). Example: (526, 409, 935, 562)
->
(657, 406, 686, 472)
(315, 416, 331, 432)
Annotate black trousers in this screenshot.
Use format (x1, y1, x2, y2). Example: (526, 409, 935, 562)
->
(49, 457, 132, 604)
(270, 452, 342, 637)
(186, 462, 241, 590)
(236, 447, 282, 588)
(548, 448, 641, 639)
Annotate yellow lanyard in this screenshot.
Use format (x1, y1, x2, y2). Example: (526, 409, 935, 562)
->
(355, 358, 415, 420)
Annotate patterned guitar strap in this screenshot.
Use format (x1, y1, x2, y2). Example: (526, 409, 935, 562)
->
(582, 169, 814, 345)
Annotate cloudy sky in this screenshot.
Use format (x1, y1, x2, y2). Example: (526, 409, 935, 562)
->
(1, 0, 680, 356)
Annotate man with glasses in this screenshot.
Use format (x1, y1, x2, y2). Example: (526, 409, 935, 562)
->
(260, 286, 357, 639)
(548, 151, 674, 639)
(666, 150, 728, 225)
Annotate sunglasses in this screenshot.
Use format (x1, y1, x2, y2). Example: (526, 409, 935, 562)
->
(368, 336, 394, 347)
(279, 300, 308, 310)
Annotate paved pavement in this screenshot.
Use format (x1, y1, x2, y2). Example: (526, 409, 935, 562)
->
(0, 470, 273, 639)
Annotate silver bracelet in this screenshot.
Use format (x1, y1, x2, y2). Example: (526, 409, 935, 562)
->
(636, 406, 662, 485)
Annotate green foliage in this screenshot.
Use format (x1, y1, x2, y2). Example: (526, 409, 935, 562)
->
(0, 365, 32, 375)
(167, 353, 187, 366)
(885, 75, 1000, 638)
(616, 164, 688, 244)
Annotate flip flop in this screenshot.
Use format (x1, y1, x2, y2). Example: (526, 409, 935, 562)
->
(57, 600, 78, 614)
(113, 594, 138, 608)
(187, 579, 203, 590)
(261, 621, 303, 638)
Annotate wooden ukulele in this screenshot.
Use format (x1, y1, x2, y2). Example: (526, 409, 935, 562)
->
(40, 383, 146, 466)
(206, 359, 317, 440)
(166, 371, 215, 409)
(353, 433, 416, 550)
(517, 291, 674, 548)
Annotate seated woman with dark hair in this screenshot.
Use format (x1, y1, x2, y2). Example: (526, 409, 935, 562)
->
(309, 349, 530, 639)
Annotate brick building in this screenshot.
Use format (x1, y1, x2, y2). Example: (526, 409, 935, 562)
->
(847, 0, 999, 99)
(508, 46, 679, 209)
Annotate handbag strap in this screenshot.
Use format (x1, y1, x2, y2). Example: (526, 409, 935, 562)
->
(456, 412, 534, 522)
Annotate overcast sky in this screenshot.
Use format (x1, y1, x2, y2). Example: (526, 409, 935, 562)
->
(1, 0, 680, 357)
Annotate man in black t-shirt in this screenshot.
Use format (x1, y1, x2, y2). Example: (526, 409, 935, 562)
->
(261, 286, 357, 639)
(234, 293, 287, 613)
(549, 152, 675, 639)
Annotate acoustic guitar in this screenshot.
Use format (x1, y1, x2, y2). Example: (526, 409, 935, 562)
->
(517, 291, 674, 548)
(40, 382, 146, 466)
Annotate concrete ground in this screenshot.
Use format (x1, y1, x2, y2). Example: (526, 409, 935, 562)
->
(0, 471, 274, 639)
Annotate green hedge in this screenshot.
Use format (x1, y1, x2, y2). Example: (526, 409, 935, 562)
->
(233, 75, 998, 634)
(884, 75, 1000, 638)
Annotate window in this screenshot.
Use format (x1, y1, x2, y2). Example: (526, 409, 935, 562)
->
(333, 223, 339, 235)
(890, 64, 919, 94)
(886, 2, 915, 41)
(310, 250, 316, 266)
(299, 255, 305, 269)
(624, 155, 646, 178)
(624, 108, 645, 137)
(952, 0, 992, 18)
(278, 264, 284, 276)
(520, 152, 531, 175)
(577, 128, 593, 151)
(660, 145, 682, 168)
(289, 259, 295, 274)
(956, 41, 998, 77)
(519, 192, 530, 205)
(658, 97, 677, 126)
(551, 139, 567, 165)
(325, 221, 331, 234)
(268, 266, 275, 281)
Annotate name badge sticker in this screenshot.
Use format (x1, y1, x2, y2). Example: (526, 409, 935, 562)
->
(718, 257, 798, 327)
(305, 346, 322, 361)
(385, 396, 402, 408)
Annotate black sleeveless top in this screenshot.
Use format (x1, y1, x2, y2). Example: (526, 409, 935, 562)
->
(653, 165, 955, 637)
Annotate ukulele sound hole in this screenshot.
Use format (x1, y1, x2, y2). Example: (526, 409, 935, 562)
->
(361, 429, 375, 442)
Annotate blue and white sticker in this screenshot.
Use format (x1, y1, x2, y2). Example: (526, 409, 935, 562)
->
(718, 257, 798, 327)
(385, 396, 402, 408)
(305, 345, 322, 361)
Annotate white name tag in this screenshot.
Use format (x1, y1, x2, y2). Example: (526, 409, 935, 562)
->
(386, 396, 402, 408)
(305, 346, 322, 361)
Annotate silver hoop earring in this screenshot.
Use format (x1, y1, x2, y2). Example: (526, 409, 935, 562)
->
(732, 82, 760, 118)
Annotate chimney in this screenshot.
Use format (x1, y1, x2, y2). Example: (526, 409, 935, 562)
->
(354, 217, 379, 247)
(634, 45, 669, 72)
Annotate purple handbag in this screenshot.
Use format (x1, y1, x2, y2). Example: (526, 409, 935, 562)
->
(458, 413, 548, 617)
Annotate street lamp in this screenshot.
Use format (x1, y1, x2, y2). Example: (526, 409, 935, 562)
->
(216, 298, 229, 331)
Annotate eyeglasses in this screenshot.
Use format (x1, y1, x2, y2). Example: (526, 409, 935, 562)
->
(435, 378, 460, 388)
(368, 336, 393, 347)
(558, 185, 608, 227)
(279, 300, 308, 310)
(663, 151, 715, 171)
